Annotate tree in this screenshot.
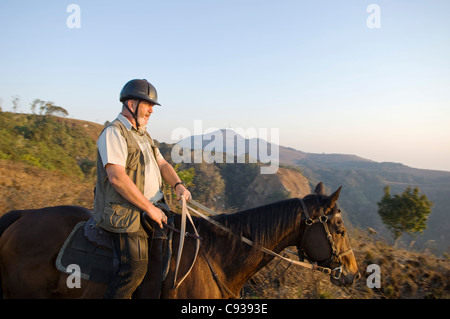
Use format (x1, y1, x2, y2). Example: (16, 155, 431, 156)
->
(11, 95, 20, 112)
(377, 186, 433, 247)
(33, 99, 69, 117)
(191, 162, 225, 210)
(218, 161, 259, 210)
(45, 102, 69, 117)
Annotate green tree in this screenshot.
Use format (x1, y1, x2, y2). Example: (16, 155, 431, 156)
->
(45, 103, 69, 117)
(191, 162, 225, 210)
(377, 186, 433, 247)
(218, 161, 259, 210)
(32, 100, 68, 117)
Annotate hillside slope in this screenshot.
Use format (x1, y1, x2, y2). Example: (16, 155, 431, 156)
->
(246, 228, 450, 299)
(0, 112, 101, 180)
(0, 160, 94, 212)
(243, 167, 310, 209)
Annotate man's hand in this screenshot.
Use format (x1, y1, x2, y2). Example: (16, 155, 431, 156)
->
(145, 205, 167, 229)
(105, 163, 167, 229)
(175, 184, 192, 202)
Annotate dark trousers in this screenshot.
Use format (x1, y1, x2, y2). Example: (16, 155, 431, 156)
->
(103, 229, 149, 299)
(104, 199, 172, 299)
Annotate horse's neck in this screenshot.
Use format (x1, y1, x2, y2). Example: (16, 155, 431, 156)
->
(215, 202, 301, 290)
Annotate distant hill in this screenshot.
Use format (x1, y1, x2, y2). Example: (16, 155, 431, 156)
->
(176, 128, 372, 166)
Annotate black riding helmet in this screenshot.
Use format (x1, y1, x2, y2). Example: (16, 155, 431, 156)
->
(120, 79, 161, 106)
(120, 79, 161, 130)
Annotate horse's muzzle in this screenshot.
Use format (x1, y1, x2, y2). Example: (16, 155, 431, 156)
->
(331, 268, 361, 287)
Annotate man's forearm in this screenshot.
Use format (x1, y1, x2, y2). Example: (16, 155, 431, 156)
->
(159, 160, 182, 188)
(105, 164, 162, 218)
(106, 165, 165, 228)
(108, 169, 152, 212)
(158, 160, 192, 201)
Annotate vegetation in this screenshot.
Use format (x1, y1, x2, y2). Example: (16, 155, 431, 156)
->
(378, 186, 433, 246)
(30, 99, 69, 117)
(218, 161, 259, 210)
(0, 112, 96, 180)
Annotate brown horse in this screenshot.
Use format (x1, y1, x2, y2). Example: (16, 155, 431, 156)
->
(0, 183, 360, 298)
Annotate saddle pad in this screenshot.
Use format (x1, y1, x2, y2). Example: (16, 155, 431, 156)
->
(56, 221, 118, 284)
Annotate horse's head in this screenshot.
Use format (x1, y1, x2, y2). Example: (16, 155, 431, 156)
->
(297, 183, 361, 287)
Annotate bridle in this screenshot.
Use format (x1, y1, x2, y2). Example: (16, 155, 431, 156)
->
(298, 197, 354, 280)
(186, 199, 354, 278)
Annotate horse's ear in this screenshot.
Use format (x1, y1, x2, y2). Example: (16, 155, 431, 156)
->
(314, 182, 324, 195)
(325, 186, 342, 209)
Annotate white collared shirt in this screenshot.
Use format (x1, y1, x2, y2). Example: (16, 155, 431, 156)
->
(97, 114, 164, 203)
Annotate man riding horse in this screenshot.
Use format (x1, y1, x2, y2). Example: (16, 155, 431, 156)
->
(93, 79, 191, 298)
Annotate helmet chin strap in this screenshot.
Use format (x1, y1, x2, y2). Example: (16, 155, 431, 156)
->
(124, 100, 142, 131)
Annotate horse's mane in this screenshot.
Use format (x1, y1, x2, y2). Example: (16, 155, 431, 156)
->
(197, 198, 306, 260)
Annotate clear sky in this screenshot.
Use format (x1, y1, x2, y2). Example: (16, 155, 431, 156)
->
(1, 1, 449, 171)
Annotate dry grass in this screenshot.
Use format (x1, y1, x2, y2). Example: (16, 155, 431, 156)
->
(0, 160, 94, 214)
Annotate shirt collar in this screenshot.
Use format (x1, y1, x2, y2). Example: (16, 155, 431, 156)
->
(117, 113, 147, 135)
(117, 113, 133, 131)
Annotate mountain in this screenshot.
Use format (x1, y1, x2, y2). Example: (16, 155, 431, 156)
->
(176, 128, 373, 166)
(175, 129, 450, 254)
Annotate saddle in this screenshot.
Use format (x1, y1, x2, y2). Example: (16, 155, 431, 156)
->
(56, 209, 174, 285)
(55, 218, 118, 284)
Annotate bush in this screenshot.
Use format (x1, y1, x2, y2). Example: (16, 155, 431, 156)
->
(0, 112, 97, 180)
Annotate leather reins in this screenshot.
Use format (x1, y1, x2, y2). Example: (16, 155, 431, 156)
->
(169, 197, 353, 291)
